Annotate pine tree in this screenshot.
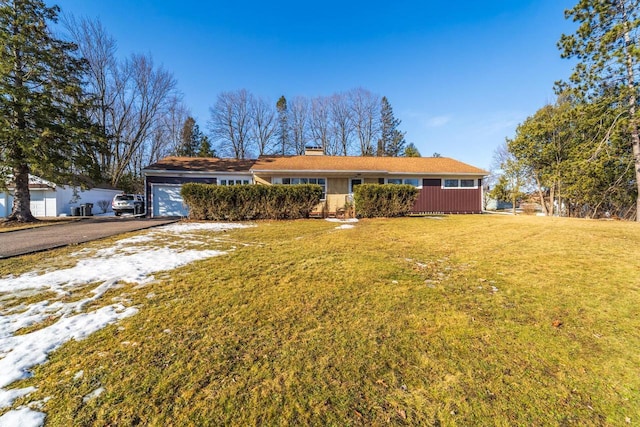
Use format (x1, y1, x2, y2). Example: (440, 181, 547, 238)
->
(177, 117, 197, 156)
(403, 143, 421, 157)
(377, 96, 406, 156)
(559, 0, 640, 220)
(0, 0, 101, 222)
(197, 135, 215, 157)
(276, 95, 289, 155)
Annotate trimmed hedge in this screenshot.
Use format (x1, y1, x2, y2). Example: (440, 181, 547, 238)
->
(354, 184, 419, 218)
(181, 183, 323, 220)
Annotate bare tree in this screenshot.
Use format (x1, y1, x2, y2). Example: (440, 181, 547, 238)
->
(111, 54, 177, 184)
(210, 89, 255, 159)
(349, 88, 380, 156)
(65, 16, 178, 187)
(289, 96, 310, 155)
(309, 96, 332, 153)
(250, 96, 277, 155)
(159, 95, 190, 156)
(329, 93, 354, 156)
(63, 15, 117, 170)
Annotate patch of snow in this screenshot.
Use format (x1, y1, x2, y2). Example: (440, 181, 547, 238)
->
(0, 221, 254, 417)
(160, 222, 252, 233)
(73, 370, 83, 380)
(335, 224, 355, 230)
(82, 387, 104, 403)
(0, 407, 45, 427)
(325, 218, 358, 223)
(0, 386, 36, 408)
(0, 304, 138, 390)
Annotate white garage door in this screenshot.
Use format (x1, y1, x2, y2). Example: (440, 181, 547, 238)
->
(30, 191, 46, 217)
(152, 185, 189, 217)
(0, 193, 8, 218)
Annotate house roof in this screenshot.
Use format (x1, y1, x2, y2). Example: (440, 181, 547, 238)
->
(143, 155, 488, 176)
(144, 156, 256, 172)
(252, 156, 488, 175)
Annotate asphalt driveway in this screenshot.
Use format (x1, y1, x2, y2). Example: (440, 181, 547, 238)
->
(0, 217, 178, 259)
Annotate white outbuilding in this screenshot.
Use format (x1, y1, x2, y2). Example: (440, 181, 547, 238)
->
(1, 175, 122, 218)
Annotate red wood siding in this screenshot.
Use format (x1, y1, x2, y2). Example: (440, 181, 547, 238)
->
(412, 179, 482, 214)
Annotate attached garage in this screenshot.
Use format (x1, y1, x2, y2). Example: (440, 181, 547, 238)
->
(152, 184, 189, 217)
(143, 157, 256, 218)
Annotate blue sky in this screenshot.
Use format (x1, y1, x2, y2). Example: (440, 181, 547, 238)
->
(53, 0, 577, 169)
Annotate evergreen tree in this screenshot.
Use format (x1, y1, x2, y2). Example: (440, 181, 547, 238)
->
(276, 95, 289, 155)
(0, 0, 101, 222)
(559, 0, 640, 220)
(403, 143, 421, 157)
(377, 96, 406, 156)
(176, 117, 197, 156)
(197, 135, 215, 157)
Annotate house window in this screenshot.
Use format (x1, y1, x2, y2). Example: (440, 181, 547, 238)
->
(275, 177, 326, 199)
(387, 178, 420, 187)
(443, 179, 477, 189)
(219, 179, 250, 186)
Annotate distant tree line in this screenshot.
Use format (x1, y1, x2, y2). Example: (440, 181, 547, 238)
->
(208, 89, 412, 159)
(492, 0, 640, 221)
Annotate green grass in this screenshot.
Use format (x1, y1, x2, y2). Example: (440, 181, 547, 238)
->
(2, 215, 640, 425)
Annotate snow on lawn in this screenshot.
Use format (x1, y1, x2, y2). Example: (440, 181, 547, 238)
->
(0, 221, 253, 426)
(325, 217, 358, 229)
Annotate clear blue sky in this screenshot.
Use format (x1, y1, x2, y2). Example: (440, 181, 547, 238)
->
(53, 0, 577, 169)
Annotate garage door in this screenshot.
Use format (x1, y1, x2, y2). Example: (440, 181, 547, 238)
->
(30, 191, 46, 217)
(0, 193, 9, 218)
(152, 185, 189, 217)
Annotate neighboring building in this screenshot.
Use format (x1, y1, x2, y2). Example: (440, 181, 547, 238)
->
(143, 151, 488, 218)
(1, 175, 122, 218)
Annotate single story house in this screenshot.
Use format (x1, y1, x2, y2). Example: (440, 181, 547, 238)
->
(143, 149, 488, 218)
(1, 175, 122, 218)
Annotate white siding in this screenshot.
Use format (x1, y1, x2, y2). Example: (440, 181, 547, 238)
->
(57, 187, 122, 216)
(0, 193, 8, 218)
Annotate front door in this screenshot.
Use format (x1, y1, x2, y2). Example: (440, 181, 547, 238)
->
(349, 178, 362, 194)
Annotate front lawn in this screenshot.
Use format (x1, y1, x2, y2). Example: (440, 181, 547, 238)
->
(1, 215, 639, 425)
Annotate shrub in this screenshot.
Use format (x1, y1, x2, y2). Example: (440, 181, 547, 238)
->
(97, 200, 110, 213)
(181, 183, 323, 221)
(354, 184, 419, 218)
(521, 203, 537, 215)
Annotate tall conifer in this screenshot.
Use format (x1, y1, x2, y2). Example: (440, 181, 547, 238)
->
(0, 0, 101, 222)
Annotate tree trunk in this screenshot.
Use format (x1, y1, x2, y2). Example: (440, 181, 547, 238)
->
(7, 163, 36, 222)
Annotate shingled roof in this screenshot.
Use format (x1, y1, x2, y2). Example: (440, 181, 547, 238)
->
(144, 156, 257, 172)
(252, 155, 487, 175)
(143, 155, 488, 175)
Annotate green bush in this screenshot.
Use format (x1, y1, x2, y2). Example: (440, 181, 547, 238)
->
(354, 184, 419, 218)
(181, 183, 323, 220)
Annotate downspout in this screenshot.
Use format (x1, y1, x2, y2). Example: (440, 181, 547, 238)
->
(144, 173, 150, 218)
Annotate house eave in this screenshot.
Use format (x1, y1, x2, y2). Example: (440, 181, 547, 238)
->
(251, 169, 487, 177)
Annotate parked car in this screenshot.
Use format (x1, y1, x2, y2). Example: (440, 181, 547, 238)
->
(112, 194, 145, 216)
